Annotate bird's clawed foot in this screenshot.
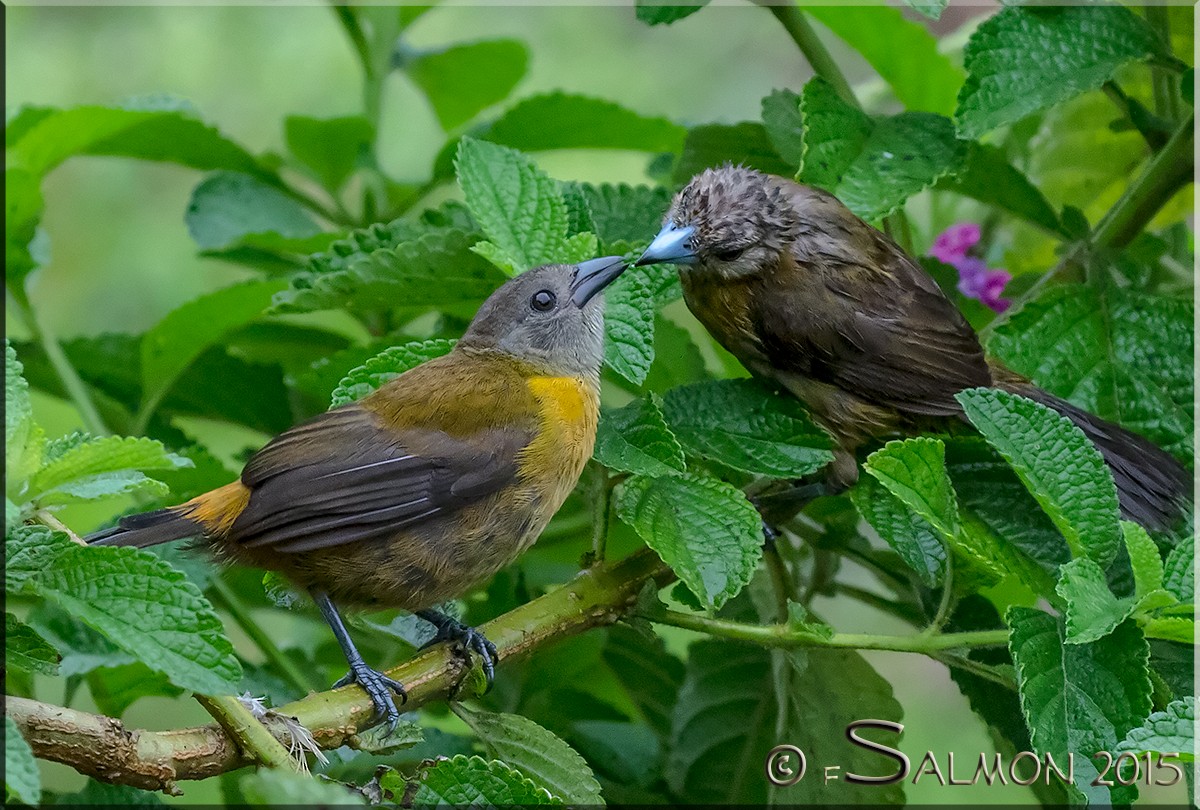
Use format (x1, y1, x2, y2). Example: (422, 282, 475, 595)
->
(333, 662, 407, 731)
(417, 610, 499, 692)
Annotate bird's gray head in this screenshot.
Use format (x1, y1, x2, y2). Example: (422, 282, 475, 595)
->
(460, 257, 626, 378)
(636, 166, 807, 280)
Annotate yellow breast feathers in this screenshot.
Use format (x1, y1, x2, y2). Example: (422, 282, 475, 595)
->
(518, 376, 600, 495)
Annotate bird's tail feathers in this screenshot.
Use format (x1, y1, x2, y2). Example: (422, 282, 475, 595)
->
(1015, 385, 1192, 531)
(86, 508, 206, 548)
(86, 481, 250, 548)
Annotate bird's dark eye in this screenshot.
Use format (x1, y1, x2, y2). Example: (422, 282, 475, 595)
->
(715, 246, 745, 262)
(530, 290, 557, 312)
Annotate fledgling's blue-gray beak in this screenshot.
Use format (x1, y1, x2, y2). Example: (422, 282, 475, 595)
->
(570, 256, 628, 307)
(635, 221, 697, 266)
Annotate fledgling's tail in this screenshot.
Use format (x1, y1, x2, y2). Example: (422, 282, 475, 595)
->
(86, 481, 250, 547)
(1016, 386, 1192, 532)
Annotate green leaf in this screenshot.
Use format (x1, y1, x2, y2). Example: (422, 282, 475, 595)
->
(6, 104, 263, 178)
(864, 437, 960, 541)
(799, 78, 966, 220)
(957, 387, 1121, 567)
(330, 339, 456, 407)
(761, 89, 805, 168)
(852, 475, 948, 588)
(668, 639, 904, 804)
(807, 6, 964, 115)
(662, 379, 834, 478)
(987, 286, 1193, 463)
(5, 612, 60, 675)
(602, 266, 656, 386)
(574, 183, 672, 251)
(283, 114, 374, 192)
(601, 623, 685, 739)
(594, 395, 685, 477)
(405, 40, 528, 131)
(88, 662, 185, 718)
(1142, 617, 1195, 644)
(141, 279, 285, 413)
(672, 122, 795, 185)
(1123, 521, 1165, 599)
(456, 137, 597, 274)
(797, 78, 873, 189)
(54, 779, 164, 805)
(615, 473, 762, 610)
(937, 142, 1062, 234)
(454, 705, 603, 804)
(1116, 697, 1194, 758)
(8, 526, 241, 695)
(4, 715, 39, 806)
(240, 769, 366, 806)
(27, 435, 189, 503)
(412, 755, 562, 805)
(274, 227, 506, 316)
(5, 167, 43, 287)
(5, 341, 43, 496)
(635, 1, 708, 25)
(1162, 532, 1193, 602)
(956, 6, 1171, 139)
(186, 172, 321, 250)
(835, 112, 968, 221)
(476, 92, 685, 155)
(857, 437, 962, 587)
(1007, 607, 1152, 802)
(1057, 558, 1136, 644)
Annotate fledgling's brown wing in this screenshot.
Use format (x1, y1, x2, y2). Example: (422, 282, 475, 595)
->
(230, 403, 532, 554)
(758, 180, 992, 417)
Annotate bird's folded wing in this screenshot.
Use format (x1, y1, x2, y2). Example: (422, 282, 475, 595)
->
(230, 405, 531, 553)
(762, 255, 992, 417)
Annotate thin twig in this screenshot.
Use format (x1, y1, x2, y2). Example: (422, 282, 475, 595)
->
(193, 694, 301, 773)
(10, 290, 109, 436)
(641, 604, 1009, 654)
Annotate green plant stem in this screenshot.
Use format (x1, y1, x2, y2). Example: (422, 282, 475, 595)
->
(33, 510, 86, 546)
(757, 1, 860, 110)
(7, 548, 672, 791)
(1144, 5, 1180, 122)
(193, 694, 301, 773)
(837, 583, 924, 626)
(931, 652, 1016, 690)
(762, 540, 794, 621)
(1003, 111, 1194, 312)
(642, 605, 1009, 654)
(10, 290, 109, 437)
(924, 555, 954, 635)
(208, 575, 320, 697)
(587, 464, 615, 563)
(1102, 80, 1166, 151)
(1091, 111, 1194, 252)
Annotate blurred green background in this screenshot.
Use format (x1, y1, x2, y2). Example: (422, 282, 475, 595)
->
(8, 5, 1184, 805)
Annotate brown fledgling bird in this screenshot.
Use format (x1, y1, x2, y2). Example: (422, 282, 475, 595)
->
(87, 257, 627, 727)
(636, 166, 1189, 531)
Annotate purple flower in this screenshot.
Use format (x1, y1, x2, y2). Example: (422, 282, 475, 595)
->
(927, 223, 1011, 313)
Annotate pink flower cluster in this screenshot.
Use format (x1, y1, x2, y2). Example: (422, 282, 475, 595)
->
(928, 223, 1011, 313)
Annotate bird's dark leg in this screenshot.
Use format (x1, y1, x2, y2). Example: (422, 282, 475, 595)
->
(751, 479, 836, 530)
(416, 609, 499, 692)
(312, 591, 406, 729)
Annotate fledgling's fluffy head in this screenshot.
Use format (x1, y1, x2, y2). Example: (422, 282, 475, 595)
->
(640, 165, 855, 280)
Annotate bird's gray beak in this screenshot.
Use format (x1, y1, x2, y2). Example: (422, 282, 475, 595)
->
(635, 221, 697, 267)
(570, 256, 628, 307)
